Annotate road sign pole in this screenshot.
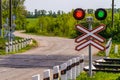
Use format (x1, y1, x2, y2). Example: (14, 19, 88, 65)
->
(9, 0, 12, 42)
(87, 16, 93, 77)
(88, 22, 92, 77)
(0, 0, 2, 37)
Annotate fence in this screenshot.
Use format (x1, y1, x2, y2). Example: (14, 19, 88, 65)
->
(5, 38, 32, 53)
(32, 55, 84, 80)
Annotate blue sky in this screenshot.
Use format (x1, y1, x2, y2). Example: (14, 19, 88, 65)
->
(24, 0, 120, 13)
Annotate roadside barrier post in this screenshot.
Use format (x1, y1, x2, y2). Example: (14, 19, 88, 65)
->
(26, 38, 28, 45)
(80, 55, 84, 72)
(67, 59, 72, 80)
(115, 45, 118, 54)
(30, 38, 33, 45)
(15, 40, 18, 52)
(32, 74, 40, 80)
(21, 39, 24, 48)
(53, 66, 59, 80)
(13, 41, 16, 52)
(9, 41, 13, 52)
(60, 63, 67, 80)
(43, 69, 51, 80)
(18, 40, 21, 50)
(76, 57, 80, 77)
(24, 39, 26, 47)
(25, 38, 27, 47)
(72, 58, 77, 80)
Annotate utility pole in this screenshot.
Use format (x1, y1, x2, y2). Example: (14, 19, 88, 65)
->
(9, 0, 12, 41)
(112, 0, 114, 28)
(0, 0, 2, 37)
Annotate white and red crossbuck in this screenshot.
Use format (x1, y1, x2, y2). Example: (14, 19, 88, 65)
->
(75, 24, 106, 51)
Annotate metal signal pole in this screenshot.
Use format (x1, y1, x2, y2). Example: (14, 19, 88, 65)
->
(86, 17, 93, 77)
(9, 0, 12, 41)
(112, 0, 114, 28)
(0, 0, 2, 37)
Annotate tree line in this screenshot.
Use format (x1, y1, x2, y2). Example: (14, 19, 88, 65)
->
(26, 9, 65, 18)
(26, 8, 120, 18)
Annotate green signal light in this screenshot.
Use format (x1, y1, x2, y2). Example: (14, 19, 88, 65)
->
(98, 11, 104, 18)
(95, 8, 107, 20)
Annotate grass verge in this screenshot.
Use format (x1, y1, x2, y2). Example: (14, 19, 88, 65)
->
(76, 72, 120, 80)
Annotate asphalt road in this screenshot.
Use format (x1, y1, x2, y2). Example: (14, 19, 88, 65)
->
(0, 31, 101, 80)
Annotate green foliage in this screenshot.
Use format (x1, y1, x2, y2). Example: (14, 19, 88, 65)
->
(2, 0, 27, 30)
(77, 72, 120, 80)
(26, 12, 77, 38)
(0, 38, 5, 50)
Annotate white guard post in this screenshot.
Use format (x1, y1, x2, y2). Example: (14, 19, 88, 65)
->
(72, 58, 77, 80)
(53, 65, 59, 80)
(32, 74, 40, 80)
(80, 54, 84, 72)
(9, 41, 13, 52)
(13, 41, 15, 52)
(60, 63, 67, 80)
(15, 40, 18, 52)
(21, 39, 24, 48)
(76, 57, 80, 77)
(18, 40, 21, 50)
(43, 69, 51, 80)
(67, 59, 72, 80)
(115, 45, 118, 54)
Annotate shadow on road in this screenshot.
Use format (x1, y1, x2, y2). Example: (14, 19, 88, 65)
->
(0, 54, 78, 68)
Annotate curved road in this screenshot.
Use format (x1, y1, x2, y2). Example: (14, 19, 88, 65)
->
(0, 31, 99, 80)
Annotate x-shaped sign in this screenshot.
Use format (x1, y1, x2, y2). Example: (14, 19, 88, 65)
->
(75, 24, 106, 51)
(75, 24, 106, 43)
(75, 39, 105, 51)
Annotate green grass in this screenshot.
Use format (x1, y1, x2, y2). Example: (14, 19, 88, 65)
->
(27, 18, 39, 27)
(76, 72, 120, 80)
(0, 37, 38, 55)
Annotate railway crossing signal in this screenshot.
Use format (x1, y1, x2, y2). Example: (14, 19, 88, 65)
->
(73, 8, 107, 77)
(73, 8, 107, 20)
(75, 25, 105, 51)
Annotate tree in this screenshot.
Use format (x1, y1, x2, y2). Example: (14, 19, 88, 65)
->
(2, 0, 26, 29)
(40, 10, 46, 16)
(34, 9, 38, 17)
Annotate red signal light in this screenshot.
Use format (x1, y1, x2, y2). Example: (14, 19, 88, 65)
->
(73, 8, 85, 20)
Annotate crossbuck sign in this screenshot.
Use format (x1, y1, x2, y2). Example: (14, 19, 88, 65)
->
(75, 24, 106, 51)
